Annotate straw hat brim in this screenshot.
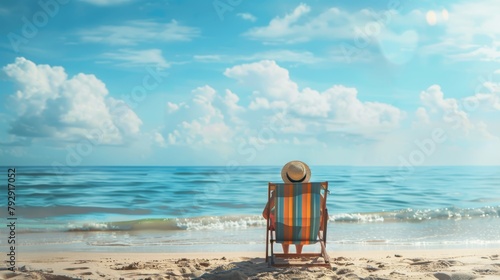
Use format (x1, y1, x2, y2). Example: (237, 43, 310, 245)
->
(281, 160, 311, 183)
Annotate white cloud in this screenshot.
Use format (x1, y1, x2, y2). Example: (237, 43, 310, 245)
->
(222, 89, 245, 124)
(324, 86, 404, 129)
(224, 60, 298, 99)
(244, 4, 327, 43)
(193, 55, 222, 62)
(449, 45, 500, 62)
(465, 93, 500, 111)
(423, 1, 500, 61)
(414, 83, 500, 141)
(225, 60, 404, 133)
(154, 60, 500, 165)
(444, 0, 500, 42)
(418, 85, 472, 132)
(415, 107, 430, 125)
(80, 0, 132, 5)
(166, 102, 180, 113)
(237, 13, 257, 22)
(102, 49, 169, 68)
(243, 4, 407, 44)
(241, 2, 498, 63)
(153, 132, 166, 147)
(248, 50, 320, 64)
(155, 59, 400, 148)
(162, 86, 232, 146)
(475, 121, 498, 140)
(106, 98, 141, 135)
(249, 97, 271, 110)
(420, 85, 457, 113)
(291, 88, 330, 117)
(79, 20, 199, 45)
(223, 89, 243, 112)
(463, 72, 500, 111)
(3, 57, 142, 144)
(194, 50, 320, 64)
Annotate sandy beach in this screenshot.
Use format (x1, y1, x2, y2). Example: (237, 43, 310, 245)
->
(2, 249, 499, 279)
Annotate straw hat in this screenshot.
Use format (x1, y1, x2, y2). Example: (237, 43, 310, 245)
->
(281, 160, 311, 183)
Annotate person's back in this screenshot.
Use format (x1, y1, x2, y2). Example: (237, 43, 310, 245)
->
(263, 160, 312, 254)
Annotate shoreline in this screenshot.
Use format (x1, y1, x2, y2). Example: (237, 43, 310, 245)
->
(4, 248, 500, 279)
(11, 214, 500, 255)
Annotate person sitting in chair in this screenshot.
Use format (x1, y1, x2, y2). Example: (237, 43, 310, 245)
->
(262, 160, 311, 254)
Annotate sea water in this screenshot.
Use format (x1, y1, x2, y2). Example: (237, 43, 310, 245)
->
(1, 166, 499, 252)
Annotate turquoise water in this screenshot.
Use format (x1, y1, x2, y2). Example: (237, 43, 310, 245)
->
(1, 166, 500, 252)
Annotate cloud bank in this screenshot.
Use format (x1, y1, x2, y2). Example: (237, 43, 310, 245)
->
(2, 57, 499, 165)
(3, 57, 142, 145)
(161, 60, 405, 148)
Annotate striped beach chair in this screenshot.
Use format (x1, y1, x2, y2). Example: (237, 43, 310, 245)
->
(265, 182, 330, 267)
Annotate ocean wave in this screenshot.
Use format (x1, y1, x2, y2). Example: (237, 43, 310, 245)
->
(67, 218, 184, 232)
(65, 216, 267, 232)
(330, 206, 500, 223)
(63, 216, 267, 232)
(13, 206, 500, 233)
(175, 215, 266, 230)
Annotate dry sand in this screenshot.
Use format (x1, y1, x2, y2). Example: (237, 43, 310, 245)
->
(1, 249, 499, 279)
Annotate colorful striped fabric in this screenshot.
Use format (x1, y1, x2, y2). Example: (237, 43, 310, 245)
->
(274, 183, 322, 245)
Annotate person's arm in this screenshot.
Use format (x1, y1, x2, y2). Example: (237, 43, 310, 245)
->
(262, 192, 274, 219)
(262, 201, 270, 219)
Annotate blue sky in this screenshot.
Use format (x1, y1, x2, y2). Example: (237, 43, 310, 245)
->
(1, 0, 499, 166)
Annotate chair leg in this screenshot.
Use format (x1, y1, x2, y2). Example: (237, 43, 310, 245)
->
(265, 228, 269, 262)
(270, 240, 274, 266)
(322, 208, 330, 263)
(317, 230, 330, 265)
(323, 208, 328, 246)
(320, 240, 330, 264)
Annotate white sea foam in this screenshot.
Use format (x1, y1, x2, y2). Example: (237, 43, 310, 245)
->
(67, 222, 115, 231)
(330, 206, 500, 223)
(331, 213, 385, 223)
(59, 206, 500, 232)
(175, 215, 266, 231)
